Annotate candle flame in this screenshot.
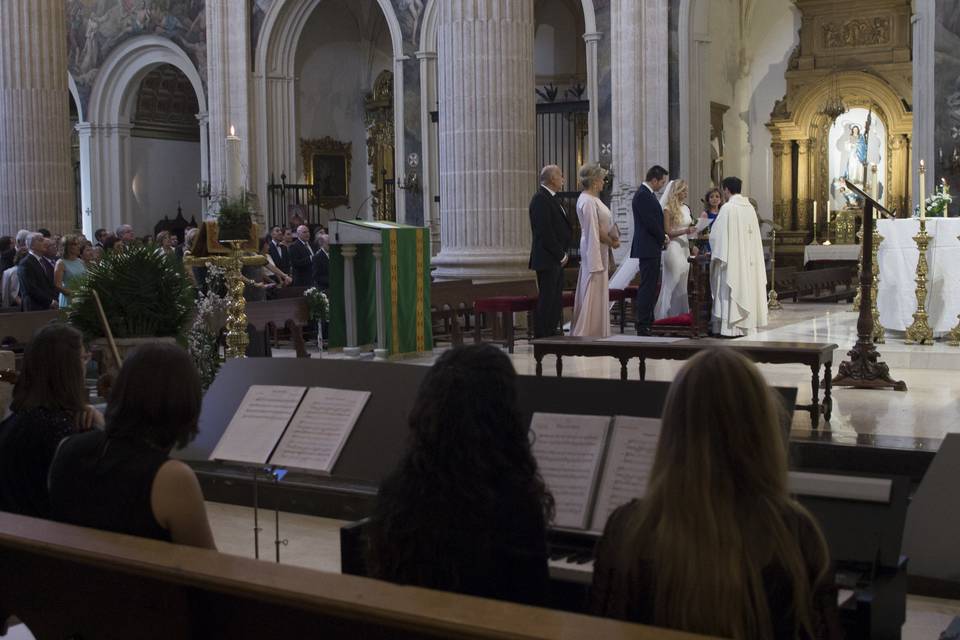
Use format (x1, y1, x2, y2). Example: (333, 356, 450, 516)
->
(230, 125, 235, 136)
(920, 159, 925, 172)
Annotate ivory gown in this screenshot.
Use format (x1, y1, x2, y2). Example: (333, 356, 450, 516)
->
(571, 193, 613, 337)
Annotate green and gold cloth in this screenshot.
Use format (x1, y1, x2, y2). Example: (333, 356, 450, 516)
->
(328, 221, 433, 357)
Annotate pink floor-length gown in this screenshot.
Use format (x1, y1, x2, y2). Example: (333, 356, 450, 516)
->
(571, 193, 612, 337)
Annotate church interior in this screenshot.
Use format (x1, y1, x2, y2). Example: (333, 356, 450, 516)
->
(2, 0, 960, 638)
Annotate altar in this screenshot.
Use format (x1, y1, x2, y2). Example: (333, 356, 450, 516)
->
(877, 218, 960, 333)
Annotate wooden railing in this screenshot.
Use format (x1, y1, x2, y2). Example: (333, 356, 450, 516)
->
(0, 512, 714, 639)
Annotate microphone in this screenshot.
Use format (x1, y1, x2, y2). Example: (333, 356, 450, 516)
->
(353, 193, 375, 219)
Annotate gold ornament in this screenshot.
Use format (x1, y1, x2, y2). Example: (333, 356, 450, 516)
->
(905, 219, 934, 345)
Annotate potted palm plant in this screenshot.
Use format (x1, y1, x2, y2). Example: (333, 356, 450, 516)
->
(67, 243, 195, 370)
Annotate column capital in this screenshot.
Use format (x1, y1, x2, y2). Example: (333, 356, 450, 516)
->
(415, 50, 438, 61)
(196, 111, 210, 126)
(582, 32, 604, 43)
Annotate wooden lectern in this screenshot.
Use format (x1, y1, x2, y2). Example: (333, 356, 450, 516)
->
(328, 220, 432, 359)
(832, 181, 906, 391)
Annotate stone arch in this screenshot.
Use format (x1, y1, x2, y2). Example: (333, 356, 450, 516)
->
(68, 73, 83, 123)
(255, 0, 406, 221)
(768, 71, 913, 227)
(80, 36, 208, 236)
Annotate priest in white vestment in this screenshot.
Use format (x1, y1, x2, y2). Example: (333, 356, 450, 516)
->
(710, 177, 768, 337)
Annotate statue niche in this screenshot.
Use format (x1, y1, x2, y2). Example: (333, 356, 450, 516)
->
(364, 70, 396, 222)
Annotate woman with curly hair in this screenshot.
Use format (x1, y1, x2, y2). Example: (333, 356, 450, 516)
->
(367, 344, 554, 605)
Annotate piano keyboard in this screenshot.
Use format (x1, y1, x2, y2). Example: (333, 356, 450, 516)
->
(548, 553, 595, 585)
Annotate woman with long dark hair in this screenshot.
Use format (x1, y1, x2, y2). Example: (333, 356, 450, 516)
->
(49, 343, 215, 549)
(0, 324, 102, 517)
(367, 344, 554, 605)
(591, 348, 838, 639)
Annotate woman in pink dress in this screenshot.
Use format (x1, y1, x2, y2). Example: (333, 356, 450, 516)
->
(571, 164, 619, 337)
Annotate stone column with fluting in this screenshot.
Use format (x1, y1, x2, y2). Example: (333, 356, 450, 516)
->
(431, 0, 536, 282)
(0, 0, 75, 236)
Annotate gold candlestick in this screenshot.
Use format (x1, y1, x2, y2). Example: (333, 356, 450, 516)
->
(905, 218, 934, 345)
(222, 240, 250, 359)
(853, 228, 863, 312)
(768, 228, 782, 310)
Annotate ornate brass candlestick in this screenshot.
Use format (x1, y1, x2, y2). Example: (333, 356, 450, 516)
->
(870, 225, 884, 344)
(904, 219, 934, 345)
(853, 228, 863, 312)
(768, 228, 782, 310)
(184, 233, 267, 360)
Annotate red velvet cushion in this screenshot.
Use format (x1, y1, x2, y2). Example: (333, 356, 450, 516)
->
(561, 291, 576, 307)
(608, 288, 626, 302)
(474, 296, 537, 312)
(653, 313, 692, 326)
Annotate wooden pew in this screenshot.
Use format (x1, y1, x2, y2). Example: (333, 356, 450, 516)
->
(429, 279, 475, 346)
(472, 279, 540, 353)
(0, 309, 60, 350)
(794, 266, 857, 303)
(245, 297, 311, 358)
(0, 512, 711, 640)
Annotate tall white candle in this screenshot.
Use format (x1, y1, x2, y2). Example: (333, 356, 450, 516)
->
(813, 200, 817, 227)
(226, 125, 242, 199)
(920, 160, 926, 221)
(943, 178, 950, 217)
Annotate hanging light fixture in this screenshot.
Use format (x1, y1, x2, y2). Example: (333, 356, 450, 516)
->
(820, 67, 847, 120)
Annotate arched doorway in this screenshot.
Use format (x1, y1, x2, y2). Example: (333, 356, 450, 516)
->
(128, 65, 202, 234)
(255, 0, 405, 226)
(83, 36, 208, 239)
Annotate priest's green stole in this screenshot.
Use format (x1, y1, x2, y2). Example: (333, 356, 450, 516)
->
(328, 221, 433, 357)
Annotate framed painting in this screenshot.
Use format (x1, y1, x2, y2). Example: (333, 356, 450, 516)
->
(301, 137, 351, 209)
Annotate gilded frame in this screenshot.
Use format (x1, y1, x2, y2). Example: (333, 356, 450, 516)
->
(300, 137, 352, 208)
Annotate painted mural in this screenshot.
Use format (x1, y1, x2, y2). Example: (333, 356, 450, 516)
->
(67, 0, 206, 111)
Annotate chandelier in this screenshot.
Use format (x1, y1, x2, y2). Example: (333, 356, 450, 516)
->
(820, 69, 847, 120)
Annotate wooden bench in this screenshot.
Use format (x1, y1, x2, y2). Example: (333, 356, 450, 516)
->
(794, 266, 857, 303)
(472, 279, 540, 353)
(245, 297, 311, 358)
(768, 266, 799, 302)
(429, 279, 476, 346)
(531, 337, 837, 428)
(0, 512, 710, 640)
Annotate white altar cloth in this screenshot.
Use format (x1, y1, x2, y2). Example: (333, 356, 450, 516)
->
(877, 218, 960, 332)
(803, 244, 860, 264)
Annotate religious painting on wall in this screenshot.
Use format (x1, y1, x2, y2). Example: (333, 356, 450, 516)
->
(828, 107, 887, 210)
(301, 137, 352, 209)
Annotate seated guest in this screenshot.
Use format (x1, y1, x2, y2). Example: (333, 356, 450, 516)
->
(49, 343, 216, 549)
(260, 236, 292, 286)
(367, 344, 553, 605)
(591, 348, 838, 639)
(155, 230, 175, 257)
(0, 324, 102, 517)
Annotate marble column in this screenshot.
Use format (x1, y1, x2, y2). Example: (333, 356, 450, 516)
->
(431, 0, 536, 282)
(609, 0, 670, 263)
(912, 0, 934, 205)
(0, 0, 74, 236)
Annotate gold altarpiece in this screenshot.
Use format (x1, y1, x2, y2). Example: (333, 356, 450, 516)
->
(364, 70, 396, 222)
(766, 0, 913, 265)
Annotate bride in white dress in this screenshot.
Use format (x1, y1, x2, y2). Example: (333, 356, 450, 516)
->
(654, 179, 697, 320)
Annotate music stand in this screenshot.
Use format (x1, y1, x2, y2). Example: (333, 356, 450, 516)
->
(832, 180, 906, 391)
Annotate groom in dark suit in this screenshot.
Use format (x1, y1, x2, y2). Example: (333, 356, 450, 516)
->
(529, 165, 572, 338)
(631, 165, 670, 335)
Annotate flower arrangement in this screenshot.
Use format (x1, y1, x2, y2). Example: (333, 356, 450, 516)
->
(915, 184, 953, 218)
(304, 287, 330, 322)
(186, 263, 228, 390)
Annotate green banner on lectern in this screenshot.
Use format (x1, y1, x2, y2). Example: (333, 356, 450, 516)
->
(328, 221, 433, 358)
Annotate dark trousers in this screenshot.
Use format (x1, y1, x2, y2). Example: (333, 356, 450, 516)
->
(634, 257, 661, 335)
(535, 266, 564, 338)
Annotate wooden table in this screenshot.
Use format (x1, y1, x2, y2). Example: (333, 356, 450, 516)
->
(532, 337, 837, 427)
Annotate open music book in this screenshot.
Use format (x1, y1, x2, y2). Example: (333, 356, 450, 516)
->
(530, 413, 661, 532)
(210, 384, 371, 474)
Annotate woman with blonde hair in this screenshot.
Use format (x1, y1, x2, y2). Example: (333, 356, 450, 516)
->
(571, 163, 618, 337)
(654, 179, 696, 320)
(591, 348, 838, 639)
(54, 234, 87, 309)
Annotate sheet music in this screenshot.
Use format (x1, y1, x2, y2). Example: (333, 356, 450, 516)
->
(268, 387, 371, 474)
(589, 416, 662, 532)
(530, 412, 612, 530)
(210, 385, 307, 464)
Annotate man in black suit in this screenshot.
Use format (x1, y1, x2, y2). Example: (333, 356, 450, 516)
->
(17, 233, 58, 311)
(631, 165, 670, 335)
(529, 165, 572, 338)
(267, 225, 291, 274)
(289, 224, 315, 287)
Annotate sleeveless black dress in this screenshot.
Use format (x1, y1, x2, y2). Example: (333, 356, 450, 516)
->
(49, 430, 172, 542)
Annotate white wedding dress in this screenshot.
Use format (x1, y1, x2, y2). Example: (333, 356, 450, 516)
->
(654, 203, 692, 320)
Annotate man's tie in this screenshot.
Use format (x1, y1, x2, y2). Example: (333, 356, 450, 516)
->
(41, 257, 54, 282)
